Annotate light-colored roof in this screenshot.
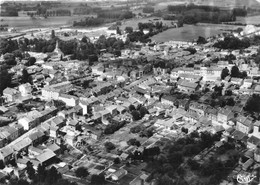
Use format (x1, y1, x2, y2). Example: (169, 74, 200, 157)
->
(36, 150, 56, 163)
(0, 146, 13, 157)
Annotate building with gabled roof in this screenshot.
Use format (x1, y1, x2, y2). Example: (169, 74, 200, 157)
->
(3, 87, 20, 102)
(0, 146, 13, 164)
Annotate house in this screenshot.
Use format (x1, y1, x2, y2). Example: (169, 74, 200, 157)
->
(236, 116, 253, 134)
(205, 107, 218, 123)
(177, 80, 199, 93)
(18, 83, 32, 96)
(28, 131, 45, 146)
(153, 67, 169, 75)
(100, 109, 111, 121)
(241, 79, 253, 89)
(50, 116, 65, 128)
(83, 125, 102, 140)
(178, 73, 202, 82)
(247, 136, 260, 149)
(230, 78, 243, 86)
(3, 88, 20, 102)
(254, 85, 260, 94)
(47, 143, 60, 155)
(41, 81, 73, 100)
(11, 138, 32, 152)
(254, 147, 260, 162)
(178, 99, 190, 111)
(28, 146, 44, 156)
(116, 105, 126, 114)
(189, 102, 207, 117)
(36, 150, 56, 165)
(10, 123, 24, 137)
(217, 108, 234, 125)
(111, 169, 128, 181)
(5, 126, 19, 141)
(40, 107, 58, 122)
(50, 126, 58, 138)
(252, 121, 260, 139)
(161, 95, 177, 106)
(58, 94, 79, 107)
(106, 105, 118, 117)
(79, 100, 88, 115)
(0, 146, 13, 164)
(18, 110, 43, 130)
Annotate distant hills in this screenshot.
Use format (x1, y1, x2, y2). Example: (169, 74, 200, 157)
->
(196, 0, 260, 8)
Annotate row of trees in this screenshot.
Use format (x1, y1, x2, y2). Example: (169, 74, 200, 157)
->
(213, 36, 250, 49)
(129, 104, 149, 121)
(97, 10, 134, 20)
(73, 17, 105, 27)
(181, 10, 235, 24)
(221, 66, 247, 79)
(168, 4, 221, 13)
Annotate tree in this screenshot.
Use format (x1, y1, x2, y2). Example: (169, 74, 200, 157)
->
(27, 57, 36, 66)
(0, 160, 4, 169)
(157, 174, 174, 185)
(116, 27, 121, 35)
(221, 67, 229, 79)
(0, 67, 11, 95)
(139, 106, 148, 118)
(53, 179, 78, 185)
(226, 97, 235, 106)
(26, 161, 35, 180)
(45, 166, 62, 185)
(3, 53, 16, 65)
(51, 30, 56, 39)
(187, 159, 200, 170)
(104, 142, 115, 151)
(130, 125, 143, 133)
(230, 65, 240, 78)
(37, 164, 46, 182)
(125, 26, 133, 34)
(114, 157, 120, 164)
(75, 167, 89, 178)
(127, 138, 141, 147)
(91, 174, 106, 185)
(129, 104, 135, 112)
(244, 94, 260, 113)
(132, 110, 141, 121)
(21, 68, 31, 84)
(12, 49, 23, 59)
(9, 179, 30, 185)
(197, 36, 207, 44)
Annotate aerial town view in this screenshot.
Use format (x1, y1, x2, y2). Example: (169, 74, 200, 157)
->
(1, 0, 260, 185)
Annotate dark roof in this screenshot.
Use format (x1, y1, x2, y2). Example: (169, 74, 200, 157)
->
(248, 136, 260, 146)
(232, 130, 246, 140)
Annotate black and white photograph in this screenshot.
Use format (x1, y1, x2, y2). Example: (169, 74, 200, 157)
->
(1, 0, 260, 185)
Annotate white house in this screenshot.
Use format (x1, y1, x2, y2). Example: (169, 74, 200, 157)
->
(18, 83, 32, 97)
(58, 94, 79, 107)
(3, 88, 20, 102)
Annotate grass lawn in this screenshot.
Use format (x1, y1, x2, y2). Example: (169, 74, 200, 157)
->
(0, 16, 86, 30)
(235, 15, 260, 25)
(151, 24, 242, 42)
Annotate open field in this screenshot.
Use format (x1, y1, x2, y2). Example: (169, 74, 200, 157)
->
(151, 24, 244, 42)
(235, 15, 260, 25)
(0, 16, 87, 30)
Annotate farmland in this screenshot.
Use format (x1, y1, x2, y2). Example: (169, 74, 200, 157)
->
(0, 16, 87, 30)
(151, 24, 243, 43)
(235, 15, 260, 25)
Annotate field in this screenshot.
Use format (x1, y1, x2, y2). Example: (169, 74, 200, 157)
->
(151, 24, 243, 43)
(0, 16, 87, 30)
(235, 15, 260, 25)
